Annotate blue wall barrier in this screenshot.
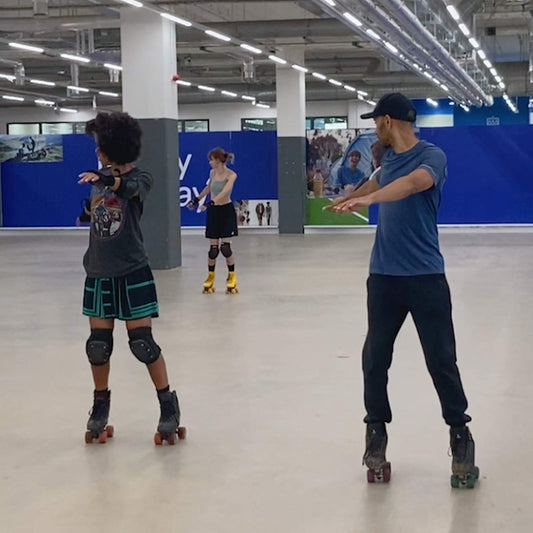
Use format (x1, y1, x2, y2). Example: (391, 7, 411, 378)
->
(421, 125, 533, 224)
(1, 134, 97, 227)
(178, 130, 278, 226)
(1, 127, 532, 227)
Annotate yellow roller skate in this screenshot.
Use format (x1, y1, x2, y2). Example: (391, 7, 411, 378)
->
(226, 271, 238, 294)
(203, 271, 215, 294)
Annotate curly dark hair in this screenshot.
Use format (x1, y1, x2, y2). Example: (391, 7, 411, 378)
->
(85, 112, 142, 164)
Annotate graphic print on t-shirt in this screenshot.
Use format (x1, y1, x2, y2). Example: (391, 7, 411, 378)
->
(91, 191, 124, 238)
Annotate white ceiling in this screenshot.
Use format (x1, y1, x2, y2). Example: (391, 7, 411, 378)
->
(0, 0, 531, 111)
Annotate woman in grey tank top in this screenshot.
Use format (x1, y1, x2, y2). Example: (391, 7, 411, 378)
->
(187, 147, 239, 294)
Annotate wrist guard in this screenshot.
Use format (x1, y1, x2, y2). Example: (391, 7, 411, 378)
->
(87, 169, 115, 187)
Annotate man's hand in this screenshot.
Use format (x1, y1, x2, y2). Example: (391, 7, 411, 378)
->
(333, 195, 372, 213)
(323, 195, 349, 211)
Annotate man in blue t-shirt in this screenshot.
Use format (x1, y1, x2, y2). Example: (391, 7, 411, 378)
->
(331, 93, 478, 488)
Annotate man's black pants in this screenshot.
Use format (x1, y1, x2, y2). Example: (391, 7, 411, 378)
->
(363, 274, 471, 427)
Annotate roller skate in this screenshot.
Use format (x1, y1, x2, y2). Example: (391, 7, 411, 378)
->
(203, 271, 215, 294)
(154, 390, 186, 445)
(363, 422, 391, 483)
(226, 271, 238, 294)
(85, 390, 114, 444)
(449, 426, 479, 488)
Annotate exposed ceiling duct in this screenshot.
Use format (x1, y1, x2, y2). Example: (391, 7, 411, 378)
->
(310, 0, 492, 106)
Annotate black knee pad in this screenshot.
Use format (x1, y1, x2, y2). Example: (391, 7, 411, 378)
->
(128, 327, 161, 364)
(220, 243, 232, 257)
(208, 245, 219, 259)
(86, 329, 113, 366)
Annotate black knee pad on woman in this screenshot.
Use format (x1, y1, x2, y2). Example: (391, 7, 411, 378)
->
(86, 329, 113, 366)
(128, 327, 161, 364)
(208, 245, 220, 259)
(220, 243, 232, 257)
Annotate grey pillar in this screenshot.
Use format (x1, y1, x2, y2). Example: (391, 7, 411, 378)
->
(276, 47, 307, 234)
(120, 7, 181, 268)
(138, 118, 181, 268)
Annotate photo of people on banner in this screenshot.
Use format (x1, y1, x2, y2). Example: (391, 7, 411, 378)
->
(306, 129, 383, 225)
(0, 135, 63, 163)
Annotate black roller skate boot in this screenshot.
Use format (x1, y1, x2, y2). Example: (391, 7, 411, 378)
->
(449, 426, 479, 488)
(363, 422, 391, 483)
(154, 389, 186, 445)
(85, 389, 114, 444)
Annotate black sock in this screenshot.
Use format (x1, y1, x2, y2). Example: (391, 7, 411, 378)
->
(228, 264, 235, 272)
(208, 265, 215, 272)
(157, 385, 170, 397)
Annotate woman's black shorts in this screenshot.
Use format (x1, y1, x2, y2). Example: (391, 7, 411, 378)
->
(205, 202, 238, 239)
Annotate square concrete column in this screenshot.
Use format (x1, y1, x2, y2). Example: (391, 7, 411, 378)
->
(120, 7, 181, 268)
(276, 47, 307, 234)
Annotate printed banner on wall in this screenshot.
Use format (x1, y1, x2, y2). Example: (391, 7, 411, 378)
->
(178, 131, 278, 227)
(306, 128, 379, 225)
(0, 134, 63, 163)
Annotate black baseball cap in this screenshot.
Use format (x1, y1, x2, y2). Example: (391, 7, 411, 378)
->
(360, 92, 417, 122)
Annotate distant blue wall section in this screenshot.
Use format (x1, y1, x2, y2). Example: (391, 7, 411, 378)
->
(179, 131, 278, 226)
(412, 96, 529, 126)
(1, 128, 532, 226)
(1, 134, 97, 227)
(421, 125, 533, 223)
(453, 96, 529, 126)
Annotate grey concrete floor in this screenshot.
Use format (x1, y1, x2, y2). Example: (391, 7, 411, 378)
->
(1, 228, 532, 533)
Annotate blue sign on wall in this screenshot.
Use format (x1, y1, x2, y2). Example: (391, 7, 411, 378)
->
(178, 131, 278, 226)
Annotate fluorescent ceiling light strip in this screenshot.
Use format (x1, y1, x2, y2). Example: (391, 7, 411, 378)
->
(329, 79, 342, 86)
(458, 23, 470, 36)
(322, 0, 336, 6)
(119, 0, 143, 6)
(469, 38, 479, 49)
(221, 90, 237, 97)
(30, 79, 55, 86)
(268, 55, 287, 65)
(384, 42, 398, 54)
(256, 103, 270, 108)
(67, 85, 90, 92)
(198, 85, 215, 92)
(205, 30, 231, 42)
(240, 43, 262, 54)
(176, 80, 191, 86)
(9, 42, 44, 53)
(426, 98, 438, 106)
(99, 91, 120, 97)
(104, 63, 123, 71)
(483, 59, 492, 68)
(312, 72, 327, 80)
(0, 74, 16, 81)
(60, 108, 78, 113)
(489, 68, 497, 77)
(441, 84, 449, 91)
(242, 95, 256, 101)
(160, 12, 192, 27)
(344, 85, 356, 92)
(342, 12, 362, 27)
(446, 5, 460, 21)
(292, 64, 308, 73)
(35, 99, 54, 105)
(61, 53, 91, 63)
(366, 29, 381, 40)
(477, 50, 487, 60)
(2, 95, 24, 101)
